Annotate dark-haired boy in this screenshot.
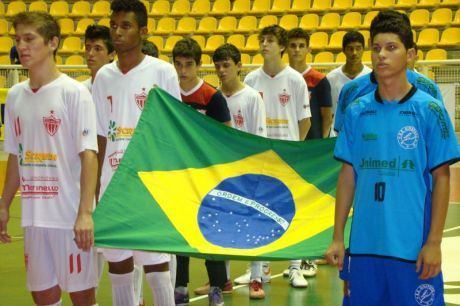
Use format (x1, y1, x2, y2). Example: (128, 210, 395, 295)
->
(326, 10, 460, 305)
(287, 27, 332, 139)
(92, 1, 180, 305)
(333, 13, 443, 134)
(326, 31, 371, 122)
(0, 11, 98, 306)
(213, 43, 267, 299)
(172, 37, 231, 306)
(83, 25, 115, 91)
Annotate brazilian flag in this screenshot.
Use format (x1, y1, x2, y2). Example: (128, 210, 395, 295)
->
(94, 87, 345, 260)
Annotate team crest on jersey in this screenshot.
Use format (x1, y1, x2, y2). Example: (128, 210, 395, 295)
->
(43, 111, 61, 136)
(233, 110, 244, 127)
(278, 89, 290, 106)
(135, 88, 147, 110)
(414, 284, 435, 306)
(397, 126, 419, 149)
(108, 150, 124, 171)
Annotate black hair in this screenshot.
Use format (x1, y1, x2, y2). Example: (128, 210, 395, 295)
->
(370, 10, 413, 50)
(287, 27, 310, 47)
(212, 43, 241, 64)
(172, 37, 201, 64)
(342, 31, 365, 50)
(142, 39, 159, 57)
(85, 25, 114, 54)
(110, 0, 147, 28)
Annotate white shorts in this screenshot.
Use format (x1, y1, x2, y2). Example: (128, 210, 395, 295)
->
(24, 227, 98, 292)
(100, 248, 170, 266)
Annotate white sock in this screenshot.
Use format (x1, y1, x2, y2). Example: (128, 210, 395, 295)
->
(169, 255, 177, 288)
(225, 260, 230, 280)
(146, 271, 175, 306)
(133, 265, 143, 305)
(40, 300, 62, 306)
(250, 261, 262, 281)
(290, 259, 301, 270)
(109, 272, 136, 306)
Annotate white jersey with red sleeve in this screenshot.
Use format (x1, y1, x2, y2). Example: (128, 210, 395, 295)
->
(225, 84, 267, 137)
(244, 66, 310, 141)
(3, 74, 98, 229)
(92, 55, 181, 195)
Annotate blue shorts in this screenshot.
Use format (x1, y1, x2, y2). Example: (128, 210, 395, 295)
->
(348, 256, 444, 306)
(339, 252, 350, 281)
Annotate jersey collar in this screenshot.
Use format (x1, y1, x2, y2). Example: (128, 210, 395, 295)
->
(375, 85, 416, 104)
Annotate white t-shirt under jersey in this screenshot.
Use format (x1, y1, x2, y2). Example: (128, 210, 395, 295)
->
(225, 85, 267, 137)
(244, 66, 310, 141)
(92, 55, 181, 195)
(4, 74, 98, 229)
(326, 64, 372, 114)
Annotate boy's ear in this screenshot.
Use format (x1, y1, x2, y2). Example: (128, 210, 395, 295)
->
(140, 25, 148, 37)
(49, 36, 60, 52)
(407, 47, 416, 63)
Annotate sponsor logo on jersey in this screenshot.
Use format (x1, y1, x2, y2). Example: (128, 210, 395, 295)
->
(108, 121, 134, 142)
(414, 284, 435, 306)
(428, 102, 450, 139)
(43, 111, 61, 136)
(108, 150, 124, 171)
(82, 128, 89, 136)
(359, 110, 376, 117)
(278, 89, 290, 106)
(21, 176, 59, 182)
(359, 157, 416, 175)
(399, 110, 417, 117)
(21, 183, 59, 198)
(397, 126, 419, 149)
(362, 133, 378, 141)
(233, 110, 244, 127)
(18, 145, 58, 168)
(135, 88, 147, 110)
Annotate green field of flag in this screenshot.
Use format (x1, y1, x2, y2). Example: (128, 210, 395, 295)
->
(94, 87, 345, 260)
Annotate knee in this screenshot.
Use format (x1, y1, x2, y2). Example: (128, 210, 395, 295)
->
(108, 257, 134, 274)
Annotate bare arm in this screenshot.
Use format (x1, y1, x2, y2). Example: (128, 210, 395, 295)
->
(325, 163, 355, 270)
(320, 107, 333, 138)
(74, 149, 98, 251)
(95, 135, 107, 203)
(0, 154, 20, 243)
(416, 164, 450, 279)
(298, 118, 311, 141)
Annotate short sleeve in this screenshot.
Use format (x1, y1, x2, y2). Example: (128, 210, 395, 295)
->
(334, 105, 355, 165)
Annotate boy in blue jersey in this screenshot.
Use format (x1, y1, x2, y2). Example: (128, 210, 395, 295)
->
(333, 14, 442, 134)
(326, 10, 460, 306)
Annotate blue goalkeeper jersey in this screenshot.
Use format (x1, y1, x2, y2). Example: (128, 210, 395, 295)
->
(334, 87, 460, 261)
(334, 70, 442, 133)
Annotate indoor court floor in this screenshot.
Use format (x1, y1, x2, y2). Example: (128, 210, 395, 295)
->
(0, 148, 459, 306)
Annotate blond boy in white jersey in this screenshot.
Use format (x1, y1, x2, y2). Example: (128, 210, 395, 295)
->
(92, 1, 181, 305)
(242, 25, 311, 289)
(0, 11, 99, 306)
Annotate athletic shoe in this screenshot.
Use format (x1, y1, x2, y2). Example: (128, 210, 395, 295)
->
(289, 268, 308, 288)
(301, 260, 318, 277)
(174, 289, 189, 306)
(249, 280, 265, 299)
(208, 286, 224, 306)
(234, 266, 271, 284)
(193, 280, 233, 295)
(282, 260, 318, 277)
